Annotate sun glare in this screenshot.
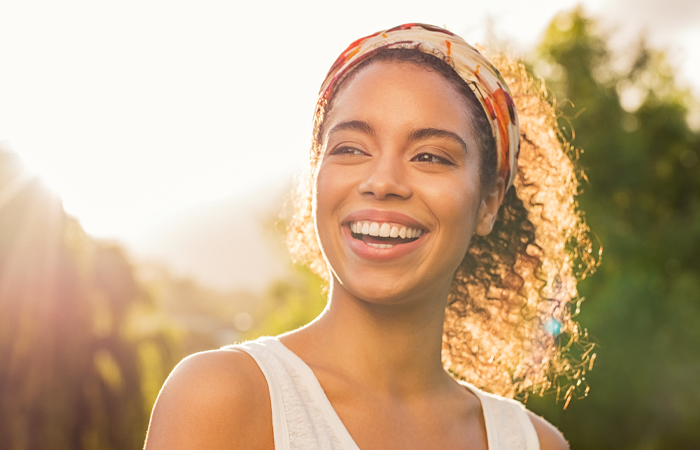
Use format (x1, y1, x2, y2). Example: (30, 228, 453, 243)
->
(1, 0, 697, 243)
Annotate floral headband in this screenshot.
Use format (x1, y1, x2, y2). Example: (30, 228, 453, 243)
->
(318, 23, 520, 189)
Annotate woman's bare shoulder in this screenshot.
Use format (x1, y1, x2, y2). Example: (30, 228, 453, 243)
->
(144, 348, 273, 450)
(526, 411, 569, 450)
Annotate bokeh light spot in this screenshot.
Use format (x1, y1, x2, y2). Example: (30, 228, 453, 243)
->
(544, 318, 563, 336)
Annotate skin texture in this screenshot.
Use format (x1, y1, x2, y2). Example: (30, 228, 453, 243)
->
(143, 61, 569, 450)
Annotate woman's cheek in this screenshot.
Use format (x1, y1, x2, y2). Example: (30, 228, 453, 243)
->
(313, 165, 345, 256)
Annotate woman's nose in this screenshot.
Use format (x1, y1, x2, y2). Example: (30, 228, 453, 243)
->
(357, 155, 412, 200)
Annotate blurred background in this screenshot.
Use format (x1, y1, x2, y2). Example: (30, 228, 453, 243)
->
(1, 1, 699, 449)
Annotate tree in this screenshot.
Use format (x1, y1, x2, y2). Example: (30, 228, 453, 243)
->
(0, 149, 178, 450)
(525, 9, 700, 449)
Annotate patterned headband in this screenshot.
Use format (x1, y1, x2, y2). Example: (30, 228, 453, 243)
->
(318, 23, 520, 189)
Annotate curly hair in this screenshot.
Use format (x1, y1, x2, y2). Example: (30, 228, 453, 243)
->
(286, 47, 599, 405)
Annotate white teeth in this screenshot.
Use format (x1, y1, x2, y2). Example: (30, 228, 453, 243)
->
(390, 226, 399, 238)
(350, 220, 423, 239)
(379, 223, 391, 237)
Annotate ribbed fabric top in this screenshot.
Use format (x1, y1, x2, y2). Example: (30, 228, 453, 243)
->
(226, 336, 539, 450)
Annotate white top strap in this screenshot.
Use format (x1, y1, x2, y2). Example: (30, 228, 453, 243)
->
(227, 337, 540, 450)
(462, 382, 540, 450)
(226, 339, 292, 449)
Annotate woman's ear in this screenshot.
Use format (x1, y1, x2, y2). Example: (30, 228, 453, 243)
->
(475, 178, 506, 236)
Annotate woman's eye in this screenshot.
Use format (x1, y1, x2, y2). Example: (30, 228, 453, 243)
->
(412, 153, 452, 165)
(331, 146, 366, 156)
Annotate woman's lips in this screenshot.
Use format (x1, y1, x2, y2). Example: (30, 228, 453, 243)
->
(340, 209, 429, 260)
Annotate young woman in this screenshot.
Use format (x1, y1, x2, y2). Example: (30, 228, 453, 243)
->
(144, 23, 595, 450)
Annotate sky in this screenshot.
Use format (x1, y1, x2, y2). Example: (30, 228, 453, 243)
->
(1, 0, 699, 244)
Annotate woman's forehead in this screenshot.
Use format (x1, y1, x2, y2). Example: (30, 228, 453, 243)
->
(324, 61, 475, 139)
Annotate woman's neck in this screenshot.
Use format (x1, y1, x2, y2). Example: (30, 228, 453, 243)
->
(280, 279, 453, 398)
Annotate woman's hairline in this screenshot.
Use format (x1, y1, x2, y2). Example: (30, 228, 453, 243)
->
(314, 51, 499, 189)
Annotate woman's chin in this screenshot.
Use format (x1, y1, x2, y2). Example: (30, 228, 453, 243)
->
(330, 271, 451, 309)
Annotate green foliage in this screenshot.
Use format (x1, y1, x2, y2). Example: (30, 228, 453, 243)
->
(525, 9, 700, 449)
(246, 264, 327, 339)
(0, 147, 324, 448)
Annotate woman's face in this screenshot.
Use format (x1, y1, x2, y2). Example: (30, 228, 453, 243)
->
(314, 60, 502, 305)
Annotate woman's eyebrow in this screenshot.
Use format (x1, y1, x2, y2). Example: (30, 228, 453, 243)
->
(327, 120, 375, 139)
(327, 122, 467, 153)
(408, 128, 467, 153)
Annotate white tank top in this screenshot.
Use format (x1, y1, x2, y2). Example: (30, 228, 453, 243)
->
(227, 337, 539, 450)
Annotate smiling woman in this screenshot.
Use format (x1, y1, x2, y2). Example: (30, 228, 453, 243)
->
(144, 23, 597, 450)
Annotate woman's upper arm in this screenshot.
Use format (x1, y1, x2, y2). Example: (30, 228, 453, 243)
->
(143, 349, 273, 450)
(527, 411, 569, 450)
